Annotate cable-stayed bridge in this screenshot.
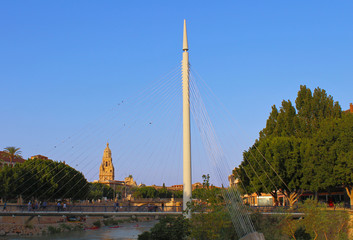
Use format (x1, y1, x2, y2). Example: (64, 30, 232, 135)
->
(1, 20, 277, 240)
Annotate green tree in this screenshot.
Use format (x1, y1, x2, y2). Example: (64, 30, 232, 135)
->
(3, 146, 22, 166)
(133, 186, 158, 198)
(240, 136, 303, 206)
(301, 113, 353, 205)
(87, 182, 114, 200)
(0, 158, 89, 201)
(332, 114, 353, 206)
(202, 174, 210, 189)
(276, 100, 297, 137)
(239, 86, 343, 206)
(259, 105, 278, 139)
(157, 187, 172, 198)
(295, 85, 341, 137)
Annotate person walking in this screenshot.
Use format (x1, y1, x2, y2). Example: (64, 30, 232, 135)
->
(115, 201, 119, 212)
(57, 202, 61, 212)
(3, 202, 7, 212)
(63, 202, 67, 211)
(28, 201, 31, 211)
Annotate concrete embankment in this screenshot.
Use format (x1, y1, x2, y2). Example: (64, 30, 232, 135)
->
(0, 215, 139, 237)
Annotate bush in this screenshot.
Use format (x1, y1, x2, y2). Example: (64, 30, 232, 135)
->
(59, 223, 72, 231)
(93, 220, 101, 228)
(190, 208, 237, 240)
(294, 227, 311, 240)
(102, 218, 120, 226)
(47, 226, 61, 234)
(137, 216, 190, 240)
(251, 212, 286, 240)
(296, 199, 349, 240)
(73, 223, 84, 231)
(138, 231, 151, 240)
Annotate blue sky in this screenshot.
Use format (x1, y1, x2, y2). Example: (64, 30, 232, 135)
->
(1, 1, 352, 185)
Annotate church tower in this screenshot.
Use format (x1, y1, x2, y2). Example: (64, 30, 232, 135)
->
(99, 143, 115, 182)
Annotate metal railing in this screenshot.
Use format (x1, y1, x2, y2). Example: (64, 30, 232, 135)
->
(0, 204, 183, 213)
(249, 204, 353, 213)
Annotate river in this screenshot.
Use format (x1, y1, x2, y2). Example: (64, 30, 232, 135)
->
(7, 221, 158, 240)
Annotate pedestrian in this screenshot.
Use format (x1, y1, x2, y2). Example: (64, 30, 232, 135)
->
(3, 202, 7, 212)
(115, 201, 119, 212)
(28, 201, 31, 211)
(42, 201, 47, 210)
(57, 202, 61, 212)
(63, 202, 67, 211)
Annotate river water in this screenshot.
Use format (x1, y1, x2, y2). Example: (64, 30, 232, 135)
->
(7, 221, 158, 240)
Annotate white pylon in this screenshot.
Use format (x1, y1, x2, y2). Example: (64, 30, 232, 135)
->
(182, 19, 192, 219)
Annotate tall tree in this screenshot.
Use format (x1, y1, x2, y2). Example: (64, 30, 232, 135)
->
(275, 100, 297, 137)
(3, 146, 22, 166)
(304, 113, 353, 205)
(0, 158, 89, 200)
(295, 85, 341, 137)
(240, 136, 303, 206)
(238, 86, 343, 206)
(259, 105, 278, 139)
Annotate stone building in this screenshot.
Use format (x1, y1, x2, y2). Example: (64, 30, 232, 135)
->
(30, 155, 48, 160)
(125, 176, 137, 187)
(99, 143, 115, 182)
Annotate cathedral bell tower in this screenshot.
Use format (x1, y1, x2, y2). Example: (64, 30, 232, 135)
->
(99, 143, 115, 182)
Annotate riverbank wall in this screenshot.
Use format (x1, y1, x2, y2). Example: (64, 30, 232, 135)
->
(0, 215, 144, 237)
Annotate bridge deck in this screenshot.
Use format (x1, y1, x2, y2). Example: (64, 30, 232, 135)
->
(0, 211, 182, 217)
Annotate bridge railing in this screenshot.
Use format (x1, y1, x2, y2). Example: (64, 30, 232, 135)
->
(0, 204, 182, 213)
(249, 204, 353, 212)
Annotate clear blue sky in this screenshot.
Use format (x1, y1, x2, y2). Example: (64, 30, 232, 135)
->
(1, 1, 352, 186)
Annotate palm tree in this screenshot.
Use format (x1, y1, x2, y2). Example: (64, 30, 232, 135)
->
(3, 146, 22, 166)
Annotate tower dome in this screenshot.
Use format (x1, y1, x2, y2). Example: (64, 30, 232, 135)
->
(103, 142, 111, 158)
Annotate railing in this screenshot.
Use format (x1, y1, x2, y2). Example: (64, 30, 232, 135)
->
(0, 204, 182, 213)
(250, 206, 291, 212)
(249, 204, 353, 213)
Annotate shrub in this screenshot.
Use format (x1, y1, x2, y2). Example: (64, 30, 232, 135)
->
(103, 218, 120, 226)
(47, 226, 61, 234)
(93, 220, 101, 228)
(138, 216, 190, 240)
(138, 231, 151, 240)
(59, 223, 72, 231)
(73, 223, 84, 231)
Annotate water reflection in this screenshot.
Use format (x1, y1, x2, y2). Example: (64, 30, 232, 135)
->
(9, 221, 157, 240)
